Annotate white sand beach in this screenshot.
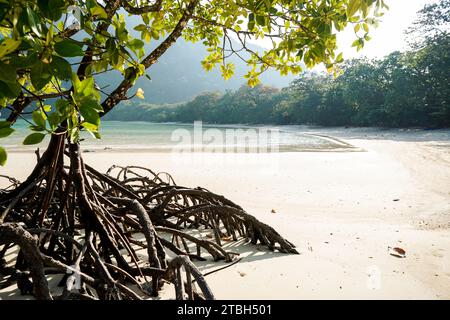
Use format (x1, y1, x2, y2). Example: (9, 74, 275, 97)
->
(1, 128, 449, 299)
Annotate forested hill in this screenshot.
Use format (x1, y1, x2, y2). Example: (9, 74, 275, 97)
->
(96, 39, 294, 105)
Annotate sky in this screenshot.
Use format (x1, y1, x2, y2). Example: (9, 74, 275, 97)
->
(337, 0, 433, 59)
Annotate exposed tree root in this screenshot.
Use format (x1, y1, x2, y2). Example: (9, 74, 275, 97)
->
(0, 136, 298, 300)
(0, 223, 51, 300)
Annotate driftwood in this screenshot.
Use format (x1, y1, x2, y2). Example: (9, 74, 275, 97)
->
(0, 135, 297, 300)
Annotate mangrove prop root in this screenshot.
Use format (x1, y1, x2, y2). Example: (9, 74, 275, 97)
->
(0, 138, 297, 300)
(0, 223, 51, 300)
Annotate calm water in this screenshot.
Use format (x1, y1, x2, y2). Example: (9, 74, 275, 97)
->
(1, 121, 354, 152)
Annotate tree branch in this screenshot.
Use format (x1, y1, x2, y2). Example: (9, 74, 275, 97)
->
(100, 0, 199, 116)
(6, 93, 31, 124)
(121, 0, 163, 14)
(6, 91, 70, 124)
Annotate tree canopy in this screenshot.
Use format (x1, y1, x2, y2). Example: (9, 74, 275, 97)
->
(0, 0, 387, 165)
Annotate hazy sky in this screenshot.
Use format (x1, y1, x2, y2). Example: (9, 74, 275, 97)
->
(337, 0, 433, 59)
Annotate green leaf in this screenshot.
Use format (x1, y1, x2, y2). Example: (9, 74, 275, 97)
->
(0, 62, 16, 83)
(26, 6, 43, 36)
(23, 133, 45, 145)
(32, 109, 47, 128)
(71, 73, 81, 90)
(142, 13, 150, 25)
(0, 127, 14, 138)
(79, 96, 103, 127)
(9, 52, 38, 68)
(128, 39, 144, 52)
(363, 23, 369, 33)
(150, 29, 160, 40)
(248, 13, 255, 30)
(86, 0, 96, 10)
(134, 24, 147, 32)
(79, 77, 94, 94)
(256, 15, 266, 26)
(55, 99, 71, 117)
(220, 63, 235, 80)
(287, 39, 294, 51)
(0, 80, 20, 99)
(47, 112, 61, 130)
(54, 40, 84, 57)
(347, 0, 361, 18)
(37, 0, 51, 20)
(82, 97, 103, 112)
(91, 6, 107, 19)
(0, 146, 6, 166)
(38, 0, 64, 21)
(142, 30, 151, 42)
(361, 1, 369, 17)
(68, 112, 80, 143)
(82, 122, 101, 139)
(77, 77, 99, 99)
(0, 38, 21, 59)
(31, 61, 52, 91)
(80, 105, 100, 126)
(351, 38, 365, 51)
(0, 121, 11, 129)
(50, 55, 72, 80)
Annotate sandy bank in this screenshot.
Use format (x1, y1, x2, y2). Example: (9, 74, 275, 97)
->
(1, 130, 449, 299)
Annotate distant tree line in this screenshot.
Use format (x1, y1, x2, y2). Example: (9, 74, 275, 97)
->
(106, 32, 450, 128)
(277, 33, 450, 127)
